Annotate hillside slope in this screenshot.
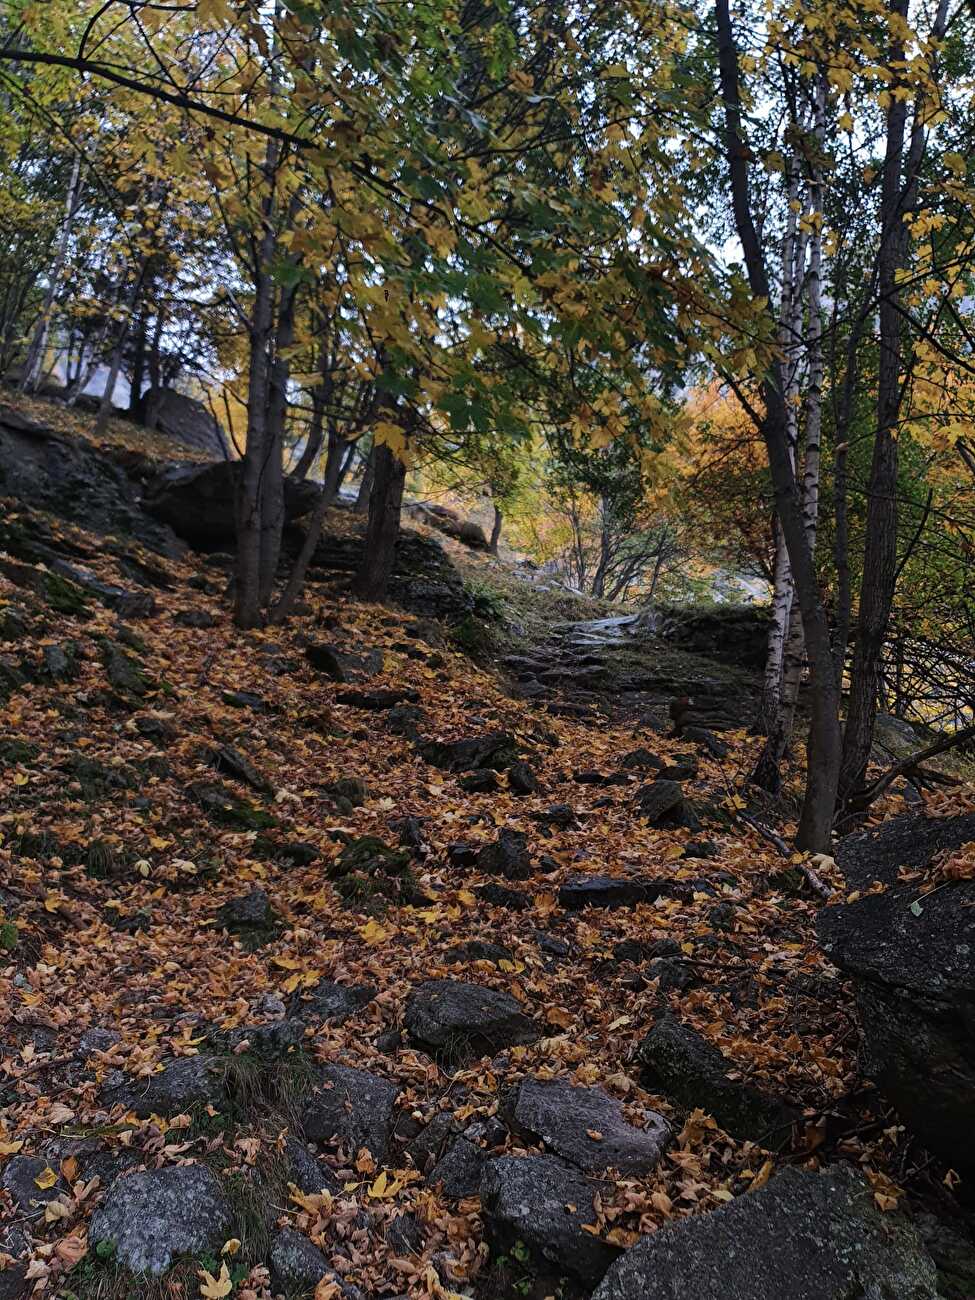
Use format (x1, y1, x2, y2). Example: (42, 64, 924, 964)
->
(0, 394, 972, 1300)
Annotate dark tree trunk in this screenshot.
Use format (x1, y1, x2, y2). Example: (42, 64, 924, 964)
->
(353, 442, 406, 601)
(489, 503, 503, 555)
(354, 444, 375, 513)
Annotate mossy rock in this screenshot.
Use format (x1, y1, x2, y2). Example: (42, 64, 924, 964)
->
(328, 835, 422, 910)
(449, 613, 504, 661)
(44, 571, 90, 617)
(188, 780, 278, 830)
(0, 738, 38, 766)
(63, 754, 139, 800)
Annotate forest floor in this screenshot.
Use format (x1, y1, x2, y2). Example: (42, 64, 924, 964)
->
(1, 393, 974, 1300)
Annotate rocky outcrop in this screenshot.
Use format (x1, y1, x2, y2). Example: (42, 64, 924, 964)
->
(405, 980, 538, 1057)
(591, 1166, 940, 1300)
(505, 1077, 670, 1174)
(480, 1155, 622, 1288)
(0, 404, 181, 555)
(88, 1165, 232, 1275)
(300, 1063, 399, 1163)
(142, 386, 231, 460)
(818, 812, 975, 1172)
(145, 460, 319, 548)
(638, 1016, 798, 1149)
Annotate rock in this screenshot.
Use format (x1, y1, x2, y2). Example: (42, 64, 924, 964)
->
(88, 1165, 232, 1275)
(708, 900, 736, 930)
(50, 559, 155, 619)
(475, 882, 529, 910)
(817, 811, 975, 1171)
(145, 460, 319, 548)
(300, 1064, 400, 1163)
(506, 1078, 670, 1174)
(558, 874, 649, 911)
(294, 980, 377, 1025)
(530, 803, 578, 830)
(635, 779, 686, 825)
(386, 1213, 425, 1257)
(387, 703, 426, 737)
(188, 780, 276, 831)
(446, 841, 478, 868)
(1, 1155, 67, 1210)
(459, 767, 500, 793)
(638, 1016, 798, 1149)
(681, 725, 730, 759)
(0, 410, 181, 556)
(404, 980, 538, 1057)
(476, 828, 532, 880)
(134, 714, 177, 746)
(659, 757, 698, 782)
(327, 775, 370, 806)
(337, 686, 420, 710)
(142, 386, 231, 459)
(480, 1155, 622, 1288)
(221, 689, 269, 712)
(682, 839, 717, 859)
(404, 1112, 457, 1172)
(78, 1027, 121, 1058)
(305, 642, 345, 679)
(418, 731, 519, 773)
(269, 1228, 361, 1297)
(648, 958, 697, 993)
(915, 1211, 975, 1300)
(216, 886, 277, 935)
(42, 641, 78, 681)
(173, 607, 215, 628)
(102, 642, 149, 696)
(327, 836, 420, 907)
(101, 1055, 226, 1117)
(591, 1165, 940, 1300)
(204, 743, 272, 793)
(618, 747, 663, 771)
(220, 1018, 306, 1057)
(508, 761, 541, 795)
(283, 1137, 341, 1196)
(572, 768, 610, 785)
(446, 940, 514, 967)
(428, 1138, 484, 1198)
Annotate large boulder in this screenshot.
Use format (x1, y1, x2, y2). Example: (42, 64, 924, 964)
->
(145, 460, 320, 548)
(0, 405, 180, 555)
(638, 1016, 798, 1149)
(101, 1055, 227, 1118)
(142, 386, 231, 459)
(818, 812, 975, 1172)
(505, 1077, 670, 1175)
(299, 1063, 399, 1163)
(404, 979, 538, 1057)
(88, 1165, 232, 1275)
(480, 1155, 622, 1288)
(591, 1165, 940, 1300)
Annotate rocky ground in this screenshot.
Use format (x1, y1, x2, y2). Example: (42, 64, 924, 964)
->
(1, 393, 974, 1300)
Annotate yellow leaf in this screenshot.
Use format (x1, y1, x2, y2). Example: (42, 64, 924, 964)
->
(367, 1171, 388, 1198)
(60, 1156, 78, 1182)
(457, 890, 476, 906)
(358, 918, 388, 946)
(0, 1140, 24, 1155)
(749, 1159, 774, 1192)
(199, 1260, 233, 1299)
(221, 1238, 241, 1256)
(44, 894, 62, 913)
(12, 773, 28, 786)
(34, 1166, 58, 1190)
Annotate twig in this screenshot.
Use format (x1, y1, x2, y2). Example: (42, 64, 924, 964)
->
(737, 812, 833, 898)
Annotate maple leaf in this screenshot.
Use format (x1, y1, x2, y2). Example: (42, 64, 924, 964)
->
(199, 1260, 233, 1298)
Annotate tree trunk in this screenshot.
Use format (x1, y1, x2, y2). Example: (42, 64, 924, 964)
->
(21, 152, 83, 394)
(354, 444, 375, 512)
(353, 441, 407, 601)
(93, 261, 146, 439)
(716, 0, 842, 849)
(128, 308, 147, 419)
(258, 282, 297, 608)
(489, 503, 503, 555)
(755, 521, 794, 735)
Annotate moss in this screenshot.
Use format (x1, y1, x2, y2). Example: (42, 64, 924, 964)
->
(449, 613, 504, 661)
(0, 919, 18, 951)
(44, 571, 90, 617)
(0, 738, 38, 765)
(328, 835, 422, 911)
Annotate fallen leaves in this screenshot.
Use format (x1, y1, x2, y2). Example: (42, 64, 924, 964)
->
(198, 1260, 233, 1297)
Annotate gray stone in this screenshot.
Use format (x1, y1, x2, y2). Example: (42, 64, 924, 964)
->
(101, 1054, 226, 1118)
(476, 828, 532, 880)
(1, 1155, 67, 1210)
(142, 387, 231, 459)
(591, 1166, 941, 1300)
(215, 887, 276, 932)
(404, 980, 538, 1057)
(78, 1027, 121, 1058)
(269, 1228, 361, 1297)
(480, 1155, 622, 1287)
(638, 1017, 798, 1149)
(88, 1165, 232, 1276)
(283, 1136, 341, 1196)
(818, 812, 975, 1172)
(506, 1077, 670, 1175)
(427, 1138, 484, 1198)
(418, 732, 519, 773)
(295, 980, 377, 1025)
(146, 460, 319, 549)
(300, 1064, 399, 1163)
